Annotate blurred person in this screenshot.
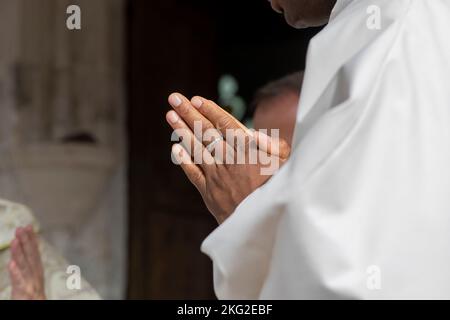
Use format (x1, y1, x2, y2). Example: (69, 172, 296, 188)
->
(167, 0, 450, 299)
(252, 72, 304, 146)
(0, 199, 100, 300)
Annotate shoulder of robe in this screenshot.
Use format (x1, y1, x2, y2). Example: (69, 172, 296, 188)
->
(0, 199, 40, 251)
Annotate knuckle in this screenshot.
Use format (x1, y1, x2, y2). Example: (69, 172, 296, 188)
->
(280, 140, 291, 155)
(192, 172, 203, 184)
(279, 139, 289, 151)
(215, 116, 232, 131)
(207, 168, 222, 185)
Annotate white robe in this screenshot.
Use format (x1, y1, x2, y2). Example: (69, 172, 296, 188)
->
(201, 0, 450, 299)
(0, 199, 100, 300)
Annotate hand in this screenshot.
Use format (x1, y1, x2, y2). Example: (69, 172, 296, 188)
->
(8, 225, 46, 300)
(166, 93, 290, 224)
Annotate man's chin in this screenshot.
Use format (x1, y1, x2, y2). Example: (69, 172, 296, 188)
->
(291, 21, 309, 29)
(285, 15, 309, 29)
(286, 15, 328, 29)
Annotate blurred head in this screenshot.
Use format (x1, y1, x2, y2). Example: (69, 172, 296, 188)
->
(252, 72, 304, 146)
(269, 0, 337, 28)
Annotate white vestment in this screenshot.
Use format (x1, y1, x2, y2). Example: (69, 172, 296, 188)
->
(202, 0, 450, 299)
(0, 199, 100, 300)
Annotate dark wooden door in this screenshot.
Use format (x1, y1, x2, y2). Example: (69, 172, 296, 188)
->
(126, 0, 217, 299)
(126, 0, 318, 299)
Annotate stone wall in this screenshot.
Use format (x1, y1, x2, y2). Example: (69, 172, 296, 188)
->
(0, 0, 126, 299)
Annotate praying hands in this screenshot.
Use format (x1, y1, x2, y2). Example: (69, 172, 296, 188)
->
(8, 226, 46, 300)
(166, 93, 290, 224)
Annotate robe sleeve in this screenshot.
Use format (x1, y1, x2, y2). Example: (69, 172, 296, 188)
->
(202, 0, 450, 299)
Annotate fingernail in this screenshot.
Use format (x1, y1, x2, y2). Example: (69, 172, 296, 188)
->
(167, 111, 179, 124)
(169, 94, 182, 107)
(191, 97, 203, 108)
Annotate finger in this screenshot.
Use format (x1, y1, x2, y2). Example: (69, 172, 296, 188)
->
(254, 130, 291, 159)
(168, 93, 223, 146)
(11, 237, 31, 276)
(25, 225, 39, 252)
(172, 144, 206, 194)
(191, 96, 253, 136)
(166, 110, 217, 168)
(190, 96, 253, 158)
(20, 226, 42, 274)
(230, 128, 258, 165)
(26, 226, 43, 271)
(8, 260, 26, 291)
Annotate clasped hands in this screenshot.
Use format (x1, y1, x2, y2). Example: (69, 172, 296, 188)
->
(166, 93, 290, 224)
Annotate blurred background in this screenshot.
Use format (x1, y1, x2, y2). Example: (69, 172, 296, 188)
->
(0, 0, 320, 299)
